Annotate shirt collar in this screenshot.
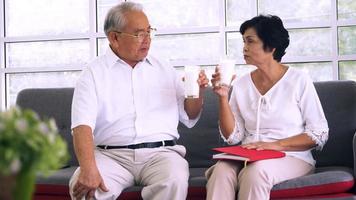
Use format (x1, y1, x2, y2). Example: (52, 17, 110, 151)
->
(104, 46, 153, 68)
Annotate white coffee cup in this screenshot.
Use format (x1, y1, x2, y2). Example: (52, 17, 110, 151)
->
(184, 65, 200, 98)
(218, 59, 235, 86)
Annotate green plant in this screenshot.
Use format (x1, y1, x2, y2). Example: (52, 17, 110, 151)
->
(0, 106, 69, 200)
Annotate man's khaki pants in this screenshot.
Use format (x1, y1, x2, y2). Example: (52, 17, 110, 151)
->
(69, 145, 189, 200)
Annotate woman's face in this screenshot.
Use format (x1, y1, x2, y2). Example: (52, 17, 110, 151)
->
(242, 27, 274, 66)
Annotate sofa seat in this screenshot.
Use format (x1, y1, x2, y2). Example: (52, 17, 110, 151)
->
(271, 167, 355, 198)
(34, 166, 355, 200)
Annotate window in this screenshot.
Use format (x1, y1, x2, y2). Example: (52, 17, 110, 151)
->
(1, 0, 356, 109)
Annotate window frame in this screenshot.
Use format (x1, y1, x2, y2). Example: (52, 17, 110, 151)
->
(0, 0, 355, 110)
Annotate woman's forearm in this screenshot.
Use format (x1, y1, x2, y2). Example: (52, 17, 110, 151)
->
(218, 96, 236, 139)
(277, 133, 317, 151)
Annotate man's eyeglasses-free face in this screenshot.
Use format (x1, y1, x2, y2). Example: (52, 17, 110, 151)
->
(113, 28, 157, 42)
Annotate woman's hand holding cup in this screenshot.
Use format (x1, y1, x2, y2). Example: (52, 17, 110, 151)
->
(211, 67, 232, 97)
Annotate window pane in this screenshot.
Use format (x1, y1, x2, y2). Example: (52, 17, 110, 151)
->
(289, 62, 333, 81)
(5, 0, 89, 36)
(227, 29, 333, 60)
(227, 32, 243, 61)
(150, 33, 220, 62)
(338, 0, 356, 20)
(6, 40, 90, 68)
(97, 0, 219, 32)
(99, 34, 221, 62)
(338, 26, 356, 55)
(258, 0, 331, 23)
(7, 71, 81, 106)
(135, 0, 220, 28)
(98, 38, 109, 56)
(287, 29, 332, 57)
(339, 61, 356, 81)
(226, 0, 255, 27)
(97, 0, 124, 33)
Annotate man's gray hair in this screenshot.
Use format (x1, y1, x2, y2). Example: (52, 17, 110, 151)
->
(104, 2, 144, 36)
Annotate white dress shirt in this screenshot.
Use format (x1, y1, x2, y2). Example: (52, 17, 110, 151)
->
(71, 47, 199, 146)
(222, 67, 329, 165)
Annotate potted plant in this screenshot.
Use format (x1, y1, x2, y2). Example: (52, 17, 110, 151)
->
(0, 106, 69, 200)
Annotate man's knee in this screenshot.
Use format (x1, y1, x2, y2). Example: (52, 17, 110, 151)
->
(155, 156, 189, 189)
(166, 161, 189, 186)
(69, 167, 130, 200)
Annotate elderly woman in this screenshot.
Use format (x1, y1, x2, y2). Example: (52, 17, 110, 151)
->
(206, 15, 329, 200)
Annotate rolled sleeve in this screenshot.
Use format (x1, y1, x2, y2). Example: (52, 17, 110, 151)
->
(300, 76, 329, 150)
(305, 126, 329, 150)
(71, 69, 98, 132)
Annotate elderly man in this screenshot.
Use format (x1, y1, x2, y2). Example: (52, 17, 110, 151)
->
(69, 2, 208, 200)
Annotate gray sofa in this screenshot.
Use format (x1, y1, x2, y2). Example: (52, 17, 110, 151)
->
(16, 80, 356, 200)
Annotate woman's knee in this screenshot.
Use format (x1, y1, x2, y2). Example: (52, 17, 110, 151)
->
(238, 162, 273, 188)
(208, 161, 240, 183)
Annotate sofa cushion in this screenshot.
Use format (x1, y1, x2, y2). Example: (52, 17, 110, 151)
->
(270, 167, 355, 198)
(188, 168, 208, 187)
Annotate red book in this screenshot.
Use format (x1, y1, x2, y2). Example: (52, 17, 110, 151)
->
(213, 145, 285, 162)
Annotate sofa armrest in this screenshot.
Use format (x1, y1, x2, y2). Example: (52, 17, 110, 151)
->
(353, 131, 356, 177)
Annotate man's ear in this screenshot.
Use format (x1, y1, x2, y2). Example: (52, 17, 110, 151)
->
(107, 32, 117, 44)
(108, 32, 121, 50)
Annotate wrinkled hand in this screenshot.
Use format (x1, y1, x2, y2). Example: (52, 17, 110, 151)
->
(241, 141, 283, 151)
(73, 167, 108, 199)
(198, 70, 209, 89)
(211, 67, 235, 97)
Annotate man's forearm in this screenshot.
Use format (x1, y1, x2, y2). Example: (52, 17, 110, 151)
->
(184, 94, 203, 119)
(73, 125, 97, 171)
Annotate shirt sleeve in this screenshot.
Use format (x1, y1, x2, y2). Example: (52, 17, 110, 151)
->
(219, 84, 246, 145)
(175, 70, 201, 128)
(71, 68, 98, 132)
(299, 75, 329, 150)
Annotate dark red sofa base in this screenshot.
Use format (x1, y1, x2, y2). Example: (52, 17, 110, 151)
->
(34, 184, 356, 200)
(34, 185, 207, 200)
(270, 180, 355, 199)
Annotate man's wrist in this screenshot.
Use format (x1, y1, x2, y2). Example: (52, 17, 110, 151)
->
(219, 95, 229, 103)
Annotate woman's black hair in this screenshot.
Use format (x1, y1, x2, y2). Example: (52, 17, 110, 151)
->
(240, 15, 289, 62)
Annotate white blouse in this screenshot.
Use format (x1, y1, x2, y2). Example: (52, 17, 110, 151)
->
(221, 67, 329, 165)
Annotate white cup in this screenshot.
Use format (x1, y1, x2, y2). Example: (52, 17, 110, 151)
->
(184, 65, 200, 98)
(218, 59, 235, 86)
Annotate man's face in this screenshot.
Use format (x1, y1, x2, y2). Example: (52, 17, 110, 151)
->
(110, 11, 151, 66)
